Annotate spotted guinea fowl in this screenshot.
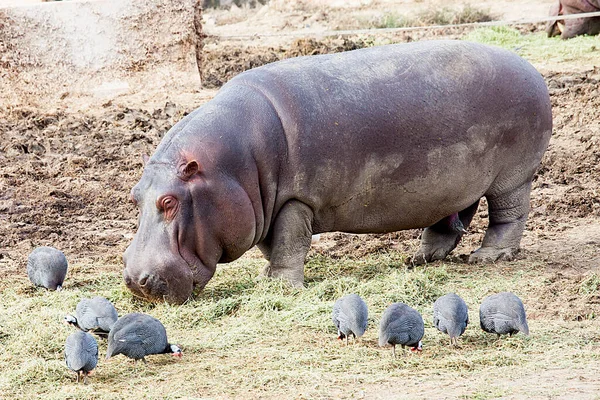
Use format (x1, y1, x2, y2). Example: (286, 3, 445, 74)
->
(433, 293, 469, 346)
(27, 246, 68, 291)
(479, 292, 529, 338)
(64, 296, 118, 338)
(332, 294, 368, 345)
(65, 331, 98, 384)
(379, 302, 424, 357)
(106, 313, 182, 363)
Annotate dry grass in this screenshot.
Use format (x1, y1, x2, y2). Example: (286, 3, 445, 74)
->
(342, 4, 495, 30)
(1, 245, 599, 399)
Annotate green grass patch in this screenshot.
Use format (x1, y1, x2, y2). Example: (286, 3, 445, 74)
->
(464, 26, 600, 67)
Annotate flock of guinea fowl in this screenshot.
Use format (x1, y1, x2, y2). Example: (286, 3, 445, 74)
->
(27, 241, 529, 384)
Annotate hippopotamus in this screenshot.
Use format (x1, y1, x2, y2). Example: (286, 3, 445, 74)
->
(546, 0, 600, 39)
(123, 40, 552, 304)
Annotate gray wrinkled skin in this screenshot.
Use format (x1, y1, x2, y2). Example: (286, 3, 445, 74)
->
(106, 313, 173, 362)
(123, 40, 553, 304)
(433, 293, 469, 345)
(479, 292, 529, 337)
(332, 294, 368, 343)
(65, 331, 98, 384)
(379, 303, 424, 356)
(27, 246, 68, 291)
(69, 297, 118, 336)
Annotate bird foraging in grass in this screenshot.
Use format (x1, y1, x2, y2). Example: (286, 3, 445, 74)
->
(332, 294, 368, 345)
(479, 292, 529, 338)
(433, 293, 469, 346)
(64, 296, 118, 338)
(65, 331, 98, 384)
(27, 246, 68, 291)
(106, 313, 182, 364)
(379, 302, 424, 358)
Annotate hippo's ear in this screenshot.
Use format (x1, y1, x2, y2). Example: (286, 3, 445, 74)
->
(141, 154, 150, 165)
(178, 160, 201, 181)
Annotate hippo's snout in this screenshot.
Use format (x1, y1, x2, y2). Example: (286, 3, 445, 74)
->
(123, 245, 194, 304)
(124, 271, 166, 298)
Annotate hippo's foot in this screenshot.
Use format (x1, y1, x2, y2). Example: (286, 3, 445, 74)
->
(468, 247, 519, 264)
(261, 263, 305, 288)
(412, 238, 458, 265)
(412, 231, 462, 266)
(412, 202, 479, 266)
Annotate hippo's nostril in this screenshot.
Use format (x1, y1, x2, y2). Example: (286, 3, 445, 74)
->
(139, 274, 150, 287)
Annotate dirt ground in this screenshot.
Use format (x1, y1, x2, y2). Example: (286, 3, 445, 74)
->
(1, 0, 599, 398)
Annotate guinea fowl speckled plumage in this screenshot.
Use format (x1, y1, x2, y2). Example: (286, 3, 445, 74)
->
(433, 293, 469, 346)
(64, 297, 118, 337)
(379, 303, 424, 357)
(27, 246, 68, 291)
(106, 313, 182, 363)
(332, 294, 368, 345)
(65, 331, 98, 384)
(479, 292, 529, 338)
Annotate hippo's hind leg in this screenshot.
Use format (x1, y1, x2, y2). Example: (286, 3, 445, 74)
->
(412, 200, 480, 265)
(469, 182, 531, 263)
(260, 200, 313, 287)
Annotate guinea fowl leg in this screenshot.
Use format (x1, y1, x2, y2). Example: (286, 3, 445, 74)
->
(392, 344, 396, 358)
(345, 335, 349, 346)
(83, 373, 88, 385)
(75, 372, 80, 383)
(142, 357, 147, 364)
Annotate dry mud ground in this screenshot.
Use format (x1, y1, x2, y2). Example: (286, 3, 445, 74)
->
(1, 0, 600, 398)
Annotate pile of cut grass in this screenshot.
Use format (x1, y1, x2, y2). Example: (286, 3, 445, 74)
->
(1, 246, 598, 399)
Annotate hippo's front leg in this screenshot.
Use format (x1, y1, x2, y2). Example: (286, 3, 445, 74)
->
(260, 200, 314, 287)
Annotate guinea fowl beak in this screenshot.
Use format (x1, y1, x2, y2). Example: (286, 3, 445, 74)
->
(172, 352, 183, 358)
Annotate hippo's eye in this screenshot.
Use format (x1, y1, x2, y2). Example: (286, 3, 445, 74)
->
(158, 195, 179, 220)
(161, 197, 174, 209)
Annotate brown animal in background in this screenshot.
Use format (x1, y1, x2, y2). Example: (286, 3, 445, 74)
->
(546, 0, 600, 39)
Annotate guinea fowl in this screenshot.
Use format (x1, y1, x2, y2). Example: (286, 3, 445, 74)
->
(27, 246, 68, 290)
(106, 313, 182, 363)
(479, 292, 530, 338)
(433, 293, 469, 346)
(64, 296, 118, 337)
(379, 302, 424, 357)
(65, 331, 98, 384)
(332, 294, 368, 345)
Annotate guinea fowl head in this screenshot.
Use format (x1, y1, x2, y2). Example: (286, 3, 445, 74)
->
(170, 344, 183, 358)
(63, 315, 77, 327)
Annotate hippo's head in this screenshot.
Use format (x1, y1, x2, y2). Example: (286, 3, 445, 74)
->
(123, 152, 258, 304)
